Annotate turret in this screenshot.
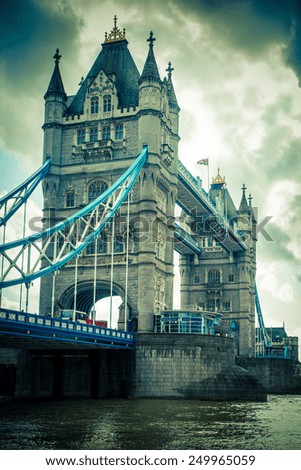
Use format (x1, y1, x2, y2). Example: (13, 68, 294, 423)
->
(209, 168, 226, 216)
(248, 193, 257, 240)
(43, 49, 67, 165)
(237, 183, 252, 233)
(138, 31, 162, 152)
(166, 62, 180, 133)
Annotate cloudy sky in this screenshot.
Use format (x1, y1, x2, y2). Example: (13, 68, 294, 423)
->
(0, 0, 301, 344)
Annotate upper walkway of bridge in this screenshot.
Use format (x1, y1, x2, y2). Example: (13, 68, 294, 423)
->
(177, 160, 248, 253)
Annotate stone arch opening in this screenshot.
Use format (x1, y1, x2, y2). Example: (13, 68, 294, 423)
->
(59, 280, 132, 329)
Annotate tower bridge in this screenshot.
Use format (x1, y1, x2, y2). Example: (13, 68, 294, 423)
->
(1, 18, 297, 401)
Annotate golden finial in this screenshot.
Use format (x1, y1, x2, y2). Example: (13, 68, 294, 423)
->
(212, 167, 226, 185)
(104, 15, 126, 43)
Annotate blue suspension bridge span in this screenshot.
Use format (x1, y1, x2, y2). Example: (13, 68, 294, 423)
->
(0, 146, 279, 357)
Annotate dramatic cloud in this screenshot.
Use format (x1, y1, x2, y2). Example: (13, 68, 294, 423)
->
(173, 0, 301, 82)
(0, 0, 81, 169)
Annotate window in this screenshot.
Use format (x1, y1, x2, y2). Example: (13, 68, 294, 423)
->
(208, 238, 213, 247)
(88, 180, 108, 203)
(115, 124, 124, 140)
(86, 242, 95, 255)
(99, 238, 108, 254)
(90, 128, 98, 142)
(223, 302, 231, 311)
(66, 192, 75, 208)
(114, 239, 124, 253)
(229, 274, 234, 283)
(103, 95, 112, 112)
(207, 299, 216, 312)
(86, 237, 107, 255)
(208, 270, 220, 285)
(90, 97, 99, 114)
(77, 129, 85, 145)
(194, 275, 200, 284)
(102, 126, 111, 140)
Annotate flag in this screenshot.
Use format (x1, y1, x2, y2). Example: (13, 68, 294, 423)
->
(197, 158, 208, 165)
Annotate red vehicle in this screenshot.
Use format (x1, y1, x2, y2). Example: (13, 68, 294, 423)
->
(86, 317, 108, 328)
(60, 310, 107, 327)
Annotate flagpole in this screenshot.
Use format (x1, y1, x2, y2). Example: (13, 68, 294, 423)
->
(197, 158, 210, 193)
(207, 160, 210, 194)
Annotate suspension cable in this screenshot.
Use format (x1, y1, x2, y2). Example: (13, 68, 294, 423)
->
(109, 198, 115, 329)
(124, 192, 130, 331)
(19, 199, 27, 311)
(73, 255, 78, 322)
(25, 244, 31, 312)
(0, 202, 7, 307)
(51, 232, 58, 317)
(92, 206, 99, 325)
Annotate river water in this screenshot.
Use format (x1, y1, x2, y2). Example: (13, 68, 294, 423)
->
(0, 395, 300, 450)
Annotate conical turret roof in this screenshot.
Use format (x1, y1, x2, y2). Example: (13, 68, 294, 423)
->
(44, 49, 67, 100)
(166, 62, 179, 109)
(140, 31, 161, 84)
(238, 184, 250, 214)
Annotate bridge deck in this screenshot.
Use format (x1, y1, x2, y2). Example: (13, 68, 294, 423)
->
(0, 308, 135, 350)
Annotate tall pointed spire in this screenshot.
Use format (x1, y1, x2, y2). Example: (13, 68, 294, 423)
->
(139, 31, 161, 83)
(238, 183, 250, 214)
(44, 49, 67, 100)
(166, 61, 179, 110)
(248, 193, 257, 222)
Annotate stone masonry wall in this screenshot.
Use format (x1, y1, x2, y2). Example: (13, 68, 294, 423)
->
(237, 357, 301, 394)
(134, 334, 266, 401)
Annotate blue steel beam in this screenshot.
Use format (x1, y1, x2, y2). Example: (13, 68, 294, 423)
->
(177, 160, 247, 252)
(0, 308, 135, 349)
(254, 281, 271, 348)
(0, 146, 148, 288)
(173, 222, 202, 255)
(0, 158, 51, 227)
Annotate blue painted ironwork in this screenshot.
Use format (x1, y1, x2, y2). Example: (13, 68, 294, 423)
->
(178, 160, 247, 251)
(0, 307, 134, 349)
(254, 281, 291, 359)
(0, 146, 148, 288)
(0, 158, 51, 227)
(173, 222, 202, 255)
(254, 281, 271, 350)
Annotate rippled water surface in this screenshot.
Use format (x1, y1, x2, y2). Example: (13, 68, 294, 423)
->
(0, 395, 300, 450)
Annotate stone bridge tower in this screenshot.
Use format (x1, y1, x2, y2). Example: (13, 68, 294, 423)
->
(179, 172, 257, 357)
(40, 18, 180, 333)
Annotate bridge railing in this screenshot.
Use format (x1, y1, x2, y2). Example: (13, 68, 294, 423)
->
(0, 308, 134, 342)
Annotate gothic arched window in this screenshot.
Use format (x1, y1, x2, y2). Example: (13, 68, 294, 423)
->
(103, 95, 112, 112)
(77, 129, 85, 145)
(86, 236, 107, 255)
(66, 192, 75, 208)
(115, 124, 124, 140)
(91, 97, 99, 114)
(208, 270, 221, 285)
(90, 127, 98, 142)
(88, 180, 108, 203)
(102, 126, 111, 140)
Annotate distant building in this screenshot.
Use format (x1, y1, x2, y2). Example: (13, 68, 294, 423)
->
(256, 325, 299, 362)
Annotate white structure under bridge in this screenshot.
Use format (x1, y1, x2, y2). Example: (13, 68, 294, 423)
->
(154, 308, 227, 335)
